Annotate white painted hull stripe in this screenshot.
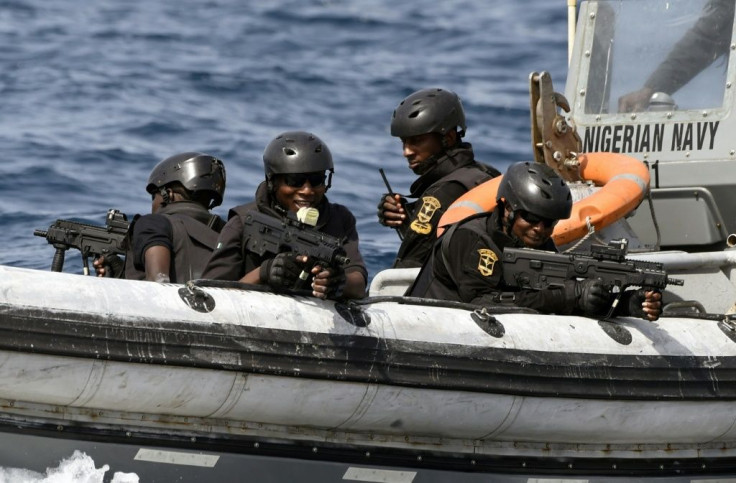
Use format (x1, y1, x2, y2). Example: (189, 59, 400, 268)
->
(133, 448, 219, 467)
(343, 467, 416, 482)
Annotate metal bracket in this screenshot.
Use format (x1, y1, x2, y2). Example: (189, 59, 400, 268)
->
(471, 308, 505, 338)
(718, 318, 736, 344)
(529, 71, 583, 181)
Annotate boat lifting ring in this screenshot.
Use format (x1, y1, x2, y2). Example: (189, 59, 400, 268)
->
(471, 308, 505, 338)
(179, 283, 216, 313)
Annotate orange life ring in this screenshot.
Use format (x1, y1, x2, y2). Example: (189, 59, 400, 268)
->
(437, 153, 650, 246)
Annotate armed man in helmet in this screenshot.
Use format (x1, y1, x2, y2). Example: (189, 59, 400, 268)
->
(377, 87, 501, 268)
(202, 131, 367, 300)
(408, 162, 663, 320)
(95, 152, 227, 283)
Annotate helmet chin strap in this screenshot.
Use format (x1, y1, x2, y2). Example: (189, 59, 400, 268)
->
(265, 176, 286, 214)
(414, 152, 441, 176)
(416, 130, 459, 175)
(500, 201, 523, 245)
(441, 129, 460, 151)
(159, 187, 171, 207)
(499, 202, 513, 231)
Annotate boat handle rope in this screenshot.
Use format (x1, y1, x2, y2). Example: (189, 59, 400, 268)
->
(187, 278, 313, 296)
(186, 279, 736, 326)
(185, 279, 537, 313)
(563, 216, 596, 253)
(346, 295, 537, 315)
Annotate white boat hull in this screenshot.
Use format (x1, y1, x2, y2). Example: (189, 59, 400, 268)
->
(2, 264, 736, 475)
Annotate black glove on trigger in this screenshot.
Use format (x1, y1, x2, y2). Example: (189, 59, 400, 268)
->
(325, 267, 347, 299)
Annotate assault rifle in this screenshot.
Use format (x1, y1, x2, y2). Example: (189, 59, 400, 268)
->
(502, 239, 684, 317)
(34, 209, 130, 275)
(242, 209, 350, 273)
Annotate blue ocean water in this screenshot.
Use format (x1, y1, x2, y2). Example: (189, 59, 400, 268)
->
(0, 0, 568, 280)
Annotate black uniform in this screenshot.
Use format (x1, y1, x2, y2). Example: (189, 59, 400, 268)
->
(392, 142, 500, 269)
(645, 0, 733, 94)
(408, 210, 576, 313)
(409, 210, 650, 317)
(202, 182, 368, 283)
(126, 201, 225, 283)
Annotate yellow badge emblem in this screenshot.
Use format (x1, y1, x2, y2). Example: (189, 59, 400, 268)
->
(477, 249, 498, 277)
(410, 196, 442, 235)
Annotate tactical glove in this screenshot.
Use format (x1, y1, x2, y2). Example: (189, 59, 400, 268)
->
(565, 279, 612, 316)
(619, 289, 661, 320)
(94, 254, 125, 278)
(324, 266, 346, 299)
(104, 254, 126, 278)
(578, 279, 612, 315)
(260, 252, 302, 290)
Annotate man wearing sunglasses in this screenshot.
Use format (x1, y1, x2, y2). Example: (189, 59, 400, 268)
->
(408, 162, 662, 321)
(377, 87, 501, 269)
(202, 131, 367, 300)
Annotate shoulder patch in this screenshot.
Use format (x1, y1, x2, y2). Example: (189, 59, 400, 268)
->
(477, 248, 498, 276)
(410, 196, 442, 235)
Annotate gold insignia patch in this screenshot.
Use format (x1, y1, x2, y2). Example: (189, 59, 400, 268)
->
(410, 196, 442, 235)
(477, 249, 498, 276)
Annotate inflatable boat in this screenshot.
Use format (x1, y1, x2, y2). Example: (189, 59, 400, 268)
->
(6, 0, 736, 480)
(1, 247, 736, 480)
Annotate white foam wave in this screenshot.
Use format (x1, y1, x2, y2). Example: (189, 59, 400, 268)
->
(0, 450, 138, 483)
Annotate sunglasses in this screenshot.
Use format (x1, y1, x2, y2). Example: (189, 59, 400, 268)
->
(517, 210, 558, 228)
(282, 172, 326, 188)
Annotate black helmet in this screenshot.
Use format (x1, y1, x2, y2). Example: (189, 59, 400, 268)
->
(390, 87, 466, 138)
(146, 152, 226, 208)
(497, 162, 572, 220)
(263, 131, 334, 176)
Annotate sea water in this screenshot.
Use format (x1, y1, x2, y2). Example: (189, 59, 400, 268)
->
(0, 0, 567, 280)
